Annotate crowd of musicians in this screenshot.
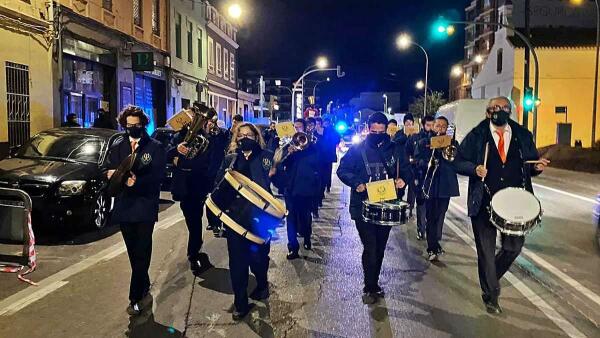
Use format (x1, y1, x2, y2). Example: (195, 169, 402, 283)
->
(106, 95, 548, 321)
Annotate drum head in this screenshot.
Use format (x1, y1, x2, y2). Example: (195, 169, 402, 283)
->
(491, 188, 541, 223)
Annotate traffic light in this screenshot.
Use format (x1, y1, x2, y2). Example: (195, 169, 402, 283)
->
(432, 17, 455, 40)
(523, 86, 534, 111)
(335, 121, 348, 134)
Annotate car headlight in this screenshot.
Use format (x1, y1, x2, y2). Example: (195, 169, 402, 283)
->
(58, 180, 87, 196)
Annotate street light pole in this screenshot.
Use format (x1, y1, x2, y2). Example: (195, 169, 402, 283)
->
(292, 66, 344, 120)
(383, 94, 388, 114)
(397, 36, 429, 117)
(312, 78, 330, 100)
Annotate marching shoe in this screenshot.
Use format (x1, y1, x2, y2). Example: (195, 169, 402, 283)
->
(436, 248, 446, 256)
(374, 285, 385, 298)
(249, 287, 270, 301)
(428, 251, 439, 262)
(126, 302, 143, 316)
(232, 303, 256, 321)
(191, 253, 214, 276)
(286, 251, 300, 260)
(362, 292, 378, 305)
(303, 239, 312, 251)
(416, 231, 425, 241)
(484, 300, 503, 314)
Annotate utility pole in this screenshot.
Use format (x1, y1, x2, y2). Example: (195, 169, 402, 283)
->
(259, 76, 265, 118)
(523, 0, 531, 130)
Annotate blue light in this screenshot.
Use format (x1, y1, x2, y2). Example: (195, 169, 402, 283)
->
(335, 121, 348, 133)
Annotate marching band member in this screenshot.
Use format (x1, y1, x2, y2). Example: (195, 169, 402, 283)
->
(392, 114, 415, 216)
(272, 118, 321, 259)
(169, 104, 226, 276)
(317, 117, 341, 194)
(408, 115, 435, 240)
(337, 113, 410, 304)
(107, 105, 166, 316)
(413, 116, 459, 261)
(454, 96, 549, 314)
(216, 122, 275, 321)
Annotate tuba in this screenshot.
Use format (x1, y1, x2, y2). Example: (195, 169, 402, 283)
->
(182, 103, 217, 159)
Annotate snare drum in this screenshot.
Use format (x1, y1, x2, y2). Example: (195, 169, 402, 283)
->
(489, 187, 542, 236)
(362, 200, 408, 226)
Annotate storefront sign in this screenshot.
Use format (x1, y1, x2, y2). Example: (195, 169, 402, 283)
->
(132, 52, 154, 72)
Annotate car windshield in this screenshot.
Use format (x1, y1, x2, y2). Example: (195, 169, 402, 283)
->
(16, 132, 106, 164)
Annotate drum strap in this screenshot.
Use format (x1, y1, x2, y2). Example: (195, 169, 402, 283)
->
(360, 147, 391, 181)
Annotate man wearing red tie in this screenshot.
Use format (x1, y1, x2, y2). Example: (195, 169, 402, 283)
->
(454, 97, 549, 314)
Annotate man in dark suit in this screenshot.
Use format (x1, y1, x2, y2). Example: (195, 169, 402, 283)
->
(392, 114, 416, 213)
(414, 116, 459, 261)
(107, 105, 166, 316)
(454, 96, 549, 314)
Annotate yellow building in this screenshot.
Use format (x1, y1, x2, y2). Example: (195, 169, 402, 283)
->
(472, 28, 600, 148)
(0, 0, 56, 157)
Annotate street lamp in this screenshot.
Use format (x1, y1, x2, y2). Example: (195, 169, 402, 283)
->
(316, 56, 329, 69)
(416, 80, 425, 90)
(292, 61, 344, 119)
(474, 54, 484, 64)
(397, 33, 429, 116)
(451, 65, 463, 78)
(227, 4, 242, 19)
(571, 0, 599, 146)
(382, 93, 388, 114)
(312, 77, 331, 100)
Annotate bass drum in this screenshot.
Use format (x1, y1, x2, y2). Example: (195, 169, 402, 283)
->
(362, 199, 408, 226)
(490, 187, 542, 236)
(205, 170, 287, 245)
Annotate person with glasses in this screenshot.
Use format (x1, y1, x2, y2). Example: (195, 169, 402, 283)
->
(453, 96, 549, 314)
(214, 122, 275, 321)
(169, 103, 228, 277)
(106, 105, 166, 316)
(337, 112, 411, 304)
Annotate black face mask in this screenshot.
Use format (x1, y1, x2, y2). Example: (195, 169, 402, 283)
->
(491, 110, 510, 127)
(238, 137, 259, 152)
(126, 126, 144, 139)
(366, 133, 389, 147)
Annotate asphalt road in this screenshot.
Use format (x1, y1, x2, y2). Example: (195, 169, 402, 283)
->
(0, 167, 598, 337)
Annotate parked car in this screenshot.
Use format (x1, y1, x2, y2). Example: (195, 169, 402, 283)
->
(0, 128, 121, 230)
(151, 127, 176, 188)
(594, 193, 600, 250)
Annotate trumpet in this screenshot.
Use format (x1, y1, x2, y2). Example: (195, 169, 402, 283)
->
(276, 132, 311, 164)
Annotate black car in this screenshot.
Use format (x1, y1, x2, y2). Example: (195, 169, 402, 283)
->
(151, 127, 176, 188)
(0, 128, 121, 230)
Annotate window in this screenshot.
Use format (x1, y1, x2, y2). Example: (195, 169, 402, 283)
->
(175, 13, 181, 58)
(152, 0, 160, 35)
(497, 48, 503, 74)
(230, 57, 235, 83)
(133, 0, 142, 26)
(223, 49, 229, 80)
(102, 0, 112, 11)
(5, 62, 30, 149)
(208, 37, 214, 72)
(216, 43, 222, 76)
(187, 21, 193, 63)
(197, 29, 203, 67)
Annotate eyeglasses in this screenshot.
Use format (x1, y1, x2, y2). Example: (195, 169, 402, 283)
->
(369, 131, 387, 135)
(125, 123, 143, 128)
(487, 105, 511, 113)
(237, 133, 256, 140)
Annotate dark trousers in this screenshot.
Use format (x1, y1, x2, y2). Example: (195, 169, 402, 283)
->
(286, 195, 313, 252)
(321, 162, 333, 191)
(120, 222, 155, 303)
(180, 196, 206, 262)
(415, 196, 427, 234)
(226, 231, 270, 312)
(425, 197, 450, 252)
(355, 220, 392, 292)
(471, 208, 525, 300)
(406, 181, 416, 211)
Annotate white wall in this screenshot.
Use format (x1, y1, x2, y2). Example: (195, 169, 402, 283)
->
(471, 29, 516, 100)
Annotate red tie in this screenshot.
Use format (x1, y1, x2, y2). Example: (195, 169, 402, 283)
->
(130, 140, 137, 154)
(496, 130, 506, 163)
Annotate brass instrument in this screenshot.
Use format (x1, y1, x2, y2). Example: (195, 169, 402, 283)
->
(276, 132, 311, 163)
(107, 152, 137, 197)
(442, 125, 457, 162)
(422, 125, 457, 199)
(182, 104, 217, 159)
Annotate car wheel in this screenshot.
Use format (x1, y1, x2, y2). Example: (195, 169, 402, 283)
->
(91, 193, 110, 229)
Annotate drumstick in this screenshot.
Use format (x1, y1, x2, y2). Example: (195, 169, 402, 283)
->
(525, 160, 544, 164)
(482, 143, 489, 182)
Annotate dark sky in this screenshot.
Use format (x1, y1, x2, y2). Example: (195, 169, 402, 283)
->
(216, 0, 471, 109)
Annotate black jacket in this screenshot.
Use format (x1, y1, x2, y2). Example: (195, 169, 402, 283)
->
(273, 144, 321, 197)
(215, 149, 274, 193)
(337, 139, 411, 220)
(453, 119, 542, 217)
(168, 128, 228, 200)
(315, 127, 341, 163)
(414, 135, 460, 199)
(93, 116, 115, 129)
(107, 132, 166, 224)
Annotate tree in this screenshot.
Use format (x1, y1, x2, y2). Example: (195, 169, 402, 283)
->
(408, 91, 447, 118)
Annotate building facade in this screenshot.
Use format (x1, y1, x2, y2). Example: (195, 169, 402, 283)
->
(205, 1, 238, 126)
(471, 27, 599, 147)
(169, 0, 208, 117)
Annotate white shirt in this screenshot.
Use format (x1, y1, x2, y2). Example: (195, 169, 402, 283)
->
(490, 122, 511, 155)
(129, 136, 140, 151)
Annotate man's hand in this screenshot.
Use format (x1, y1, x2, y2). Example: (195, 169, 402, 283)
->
(107, 170, 115, 179)
(126, 173, 136, 187)
(475, 165, 488, 179)
(177, 143, 190, 156)
(395, 178, 406, 189)
(356, 184, 366, 193)
(534, 158, 550, 172)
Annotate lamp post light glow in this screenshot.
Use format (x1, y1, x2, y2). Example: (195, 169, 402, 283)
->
(228, 4, 242, 19)
(474, 54, 484, 64)
(451, 65, 463, 78)
(416, 80, 425, 90)
(316, 57, 329, 69)
(396, 34, 412, 50)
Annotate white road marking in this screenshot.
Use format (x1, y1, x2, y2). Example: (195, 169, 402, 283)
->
(445, 218, 587, 338)
(449, 201, 600, 309)
(532, 183, 597, 204)
(0, 281, 69, 316)
(0, 213, 184, 316)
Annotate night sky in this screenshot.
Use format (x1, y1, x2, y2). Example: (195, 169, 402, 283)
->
(214, 0, 471, 109)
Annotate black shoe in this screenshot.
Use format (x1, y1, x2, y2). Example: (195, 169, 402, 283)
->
(373, 285, 385, 298)
(362, 292, 378, 305)
(416, 231, 425, 241)
(249, 288, 270, 301)
(428, 251, 439, 262)
(206, 225, 215, 231)
(126, 302, 143, 316)
(312, 211, 320, 219)
(326, 187, 331, 193)
(232, 303, 256, 321)
(436, 248, 446, 256)
(303, 240, 312, 251)
(484, 300, 503, 314)
(286, 251, 300, 260)
(190, 253, 214, 276)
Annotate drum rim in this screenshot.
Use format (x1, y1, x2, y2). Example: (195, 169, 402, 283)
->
(361, 216, 404, 226)
(362, 200, 409, 210)
(224, 170, 287, 219)
(205, 196, 269, 245)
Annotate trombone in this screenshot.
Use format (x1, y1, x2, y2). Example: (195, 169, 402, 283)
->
(422, 125, 457, 199)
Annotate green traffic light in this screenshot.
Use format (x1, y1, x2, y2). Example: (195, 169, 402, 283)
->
(432, 17, 454, 40)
